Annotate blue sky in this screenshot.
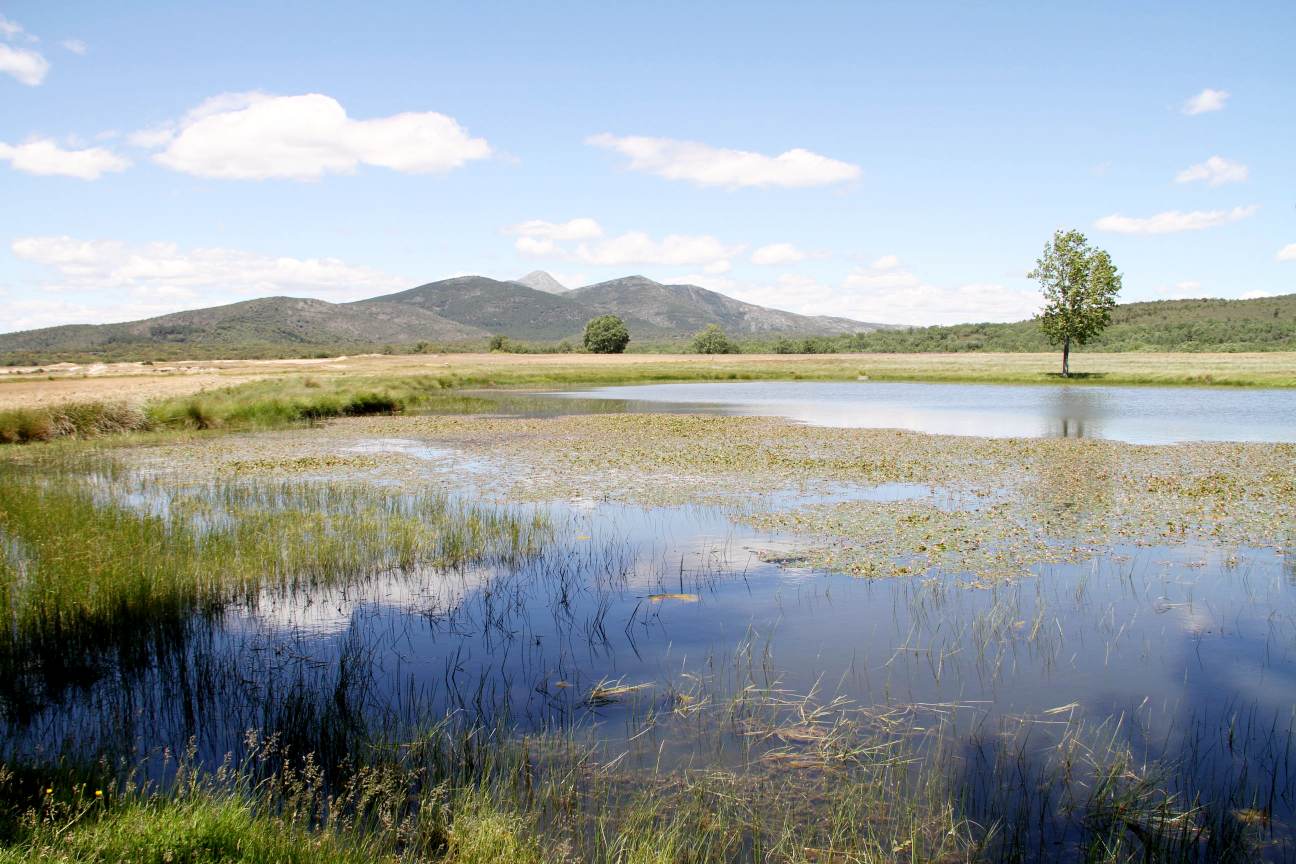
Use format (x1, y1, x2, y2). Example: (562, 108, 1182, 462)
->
(1, 1, 1292, 332)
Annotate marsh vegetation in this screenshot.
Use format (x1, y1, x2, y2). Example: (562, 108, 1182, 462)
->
(2, 379, 1295, 862)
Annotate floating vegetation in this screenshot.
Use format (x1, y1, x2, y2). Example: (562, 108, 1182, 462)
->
(257, 412, 1296, 584)
(587, 680, 654, 706)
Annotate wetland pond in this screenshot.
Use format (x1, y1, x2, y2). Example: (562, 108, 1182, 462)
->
(5, 381, 1296, 860)
(546, 380, 1296, 443)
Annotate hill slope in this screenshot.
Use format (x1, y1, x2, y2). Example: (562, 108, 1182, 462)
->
(567, 276, 870, 337)
(355, 274, 883, 341)
(833, 294, 1296, 353)
(354, 276, 590, 340)
(0, 297, 487, 361)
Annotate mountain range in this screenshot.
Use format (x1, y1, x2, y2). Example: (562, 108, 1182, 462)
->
(0, 272, 888, 361)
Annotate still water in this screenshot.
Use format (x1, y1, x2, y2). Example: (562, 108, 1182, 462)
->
(6, 382, 1296, 858)
(546, 380, 1296, 444)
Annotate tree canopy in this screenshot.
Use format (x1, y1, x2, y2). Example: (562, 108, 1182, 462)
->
(691, 324, 740, 354)
(1028, 229, 1122, 375)
(582, 315, 630, 354)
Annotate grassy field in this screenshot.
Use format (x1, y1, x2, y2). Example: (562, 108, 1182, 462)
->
(2, 350, 1291, 444)
(2, 349, 1295, 411)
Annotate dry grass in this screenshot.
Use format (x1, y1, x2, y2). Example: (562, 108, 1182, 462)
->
(2, 349, 1294, 411)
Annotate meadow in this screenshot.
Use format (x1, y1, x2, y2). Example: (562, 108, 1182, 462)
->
(2, 349, 1295, 445)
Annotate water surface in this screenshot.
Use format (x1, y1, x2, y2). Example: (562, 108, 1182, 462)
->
(545, 381, 1296, 444)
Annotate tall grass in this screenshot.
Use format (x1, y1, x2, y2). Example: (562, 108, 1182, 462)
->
(0, 402, 150, 444)
(2, 684, 1279, 863)
(0, 376, 500, 445)
(0, 451, 548, 668)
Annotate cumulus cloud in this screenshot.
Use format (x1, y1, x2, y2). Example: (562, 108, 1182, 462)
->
(587, 133, 860, 189)
(1182, 88, 1229, 115)
(10, 235, 408, 310)
(1094, 205, 1257, 235)
(0, 138, 130, 179)
(1241, 290, 1276, 300)
(506, 218, 603, 241)
(1175, 156, 1247, 186)
(869, 254, 901, 270)
(574, 232, 740, 268)
(0, 42, 48, 86)
(136, 92, 491, 180)
(60, 38, 87, 55)
(1277, 243, 1296, 262)
(507, 218, 604, 257)
(751, 243, 806, 265)
(510, 219, 740, 271)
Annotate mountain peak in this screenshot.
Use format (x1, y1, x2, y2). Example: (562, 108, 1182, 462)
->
(514, 271, 568, 294)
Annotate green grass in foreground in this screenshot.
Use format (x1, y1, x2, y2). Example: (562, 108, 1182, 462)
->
(0, 450, 546, 661)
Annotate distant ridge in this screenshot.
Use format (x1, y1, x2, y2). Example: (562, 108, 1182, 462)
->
(0, 272, 889, 361)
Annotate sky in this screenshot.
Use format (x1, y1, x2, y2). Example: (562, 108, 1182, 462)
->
(1, 1, 1293, 333)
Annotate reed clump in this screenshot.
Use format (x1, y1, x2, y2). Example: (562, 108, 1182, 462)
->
(0, 402, 150, 444)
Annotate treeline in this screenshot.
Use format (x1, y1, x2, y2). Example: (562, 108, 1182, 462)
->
(733, 294, 1296, 355)
(4, 294, 1292, 365)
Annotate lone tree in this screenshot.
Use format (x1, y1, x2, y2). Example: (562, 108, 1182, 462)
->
(1028, 229, 1122, 376)
(583, 315, 630, 354)
(691, 324, 740, 354)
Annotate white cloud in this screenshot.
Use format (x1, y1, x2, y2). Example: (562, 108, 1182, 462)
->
(0, 42, 48, 85)
(515, 236, 557, 256)
(1277, 243, 1296, 262)
(505, 217, 603, 241)
(1182, 88, 1229, 115)
(0, 138, 130, 179)
(139, 92, 491, 180)
(1094, 205, 1257, 235)
(587, 133, 860, 189)
(844, 267, 922, 290)
(869, 254, 901, 270)
(10, 235, 408, 310)
(751, 243, 806, 265)
(673, 262, 1041, 327)
(60, 38, 87, 55)
(1241, 290, 1276, 300)
(1175, 155, 1247, 186)
(574, 231, 741, 268)
(0, 15, 25, 40)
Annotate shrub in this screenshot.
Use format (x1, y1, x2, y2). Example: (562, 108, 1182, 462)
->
(583, 316, 630, 354)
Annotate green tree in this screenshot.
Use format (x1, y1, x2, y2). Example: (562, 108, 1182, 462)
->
(487, 334, 508, 352)
(691, 324, 739, 354)
(583, 315, 630, 354)
(1028, 229, 1122, 376)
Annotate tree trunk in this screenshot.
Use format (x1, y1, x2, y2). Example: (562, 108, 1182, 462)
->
(1061, 336, 1071, 377)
